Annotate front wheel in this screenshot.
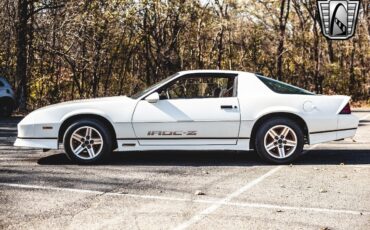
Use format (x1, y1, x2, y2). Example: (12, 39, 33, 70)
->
(63, 119, 113, 164)
(255, 118, 304, 164)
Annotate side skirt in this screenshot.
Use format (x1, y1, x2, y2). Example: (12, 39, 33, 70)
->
(115, 139, 250, 151)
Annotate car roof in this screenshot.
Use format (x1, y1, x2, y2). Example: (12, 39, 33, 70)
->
(178, 69, 251, 75)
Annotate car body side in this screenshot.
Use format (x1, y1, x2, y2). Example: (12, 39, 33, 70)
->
(14, 71, 359, 151)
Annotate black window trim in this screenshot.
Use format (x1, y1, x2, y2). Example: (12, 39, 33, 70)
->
(256, 74, 315, 95)
(154, 73, 239, 100)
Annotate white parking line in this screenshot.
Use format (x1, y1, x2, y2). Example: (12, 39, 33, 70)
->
(0, 183, 102, 195)
(225, 201, 369, 216)
(0, 181, 369, 217)
(348, 165, 370, 168)
(173, 166, 283, 230)
(0, 157, 38, 160)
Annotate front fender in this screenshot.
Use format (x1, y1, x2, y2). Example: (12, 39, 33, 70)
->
(60, 109, 114, 124)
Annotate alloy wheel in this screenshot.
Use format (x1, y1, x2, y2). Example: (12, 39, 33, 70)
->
(69, 126, 103, 160)
(263, 125, 297, 159)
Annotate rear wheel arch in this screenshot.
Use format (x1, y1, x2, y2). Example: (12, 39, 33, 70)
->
(249, 112, 309, 150)
(59, 114, 118, 149)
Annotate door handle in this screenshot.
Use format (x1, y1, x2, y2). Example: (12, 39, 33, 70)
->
(221, 105, 233, 109)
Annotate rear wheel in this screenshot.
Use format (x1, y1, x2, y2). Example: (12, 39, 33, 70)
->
(0, 98, 14, 117)
(255, 118, 304, 164)
(63, 119, 113, 164)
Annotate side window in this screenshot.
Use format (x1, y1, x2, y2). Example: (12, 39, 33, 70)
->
(158, 74, 236, 100)
(0, 80, 4, 88)
(256, 75, 314, 95)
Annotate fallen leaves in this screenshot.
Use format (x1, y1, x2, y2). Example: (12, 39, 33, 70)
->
(194, 190, 205, 196)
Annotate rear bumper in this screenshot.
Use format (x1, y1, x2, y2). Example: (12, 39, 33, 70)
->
(336, 128, 357, 140)
(309, 127, 357, 145)
(14, 138, 58, 149)
(309, 113, 359, 145)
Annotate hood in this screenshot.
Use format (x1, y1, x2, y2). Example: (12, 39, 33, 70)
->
(19, 95, 137, 125)
(36, 96, 133, 111)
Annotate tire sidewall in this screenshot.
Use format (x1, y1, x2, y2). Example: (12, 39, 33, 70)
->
(255, 118, 304, 164)
(63, 119, 112, 164)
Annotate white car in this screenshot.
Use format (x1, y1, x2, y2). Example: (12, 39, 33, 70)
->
(14, 70, 359, 164)
(0, 76, 15, 117)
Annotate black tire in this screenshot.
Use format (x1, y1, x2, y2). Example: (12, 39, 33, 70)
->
(254, 117, 304, 164)
(0, 98, 14, 117)
(63, 119, 113, 164)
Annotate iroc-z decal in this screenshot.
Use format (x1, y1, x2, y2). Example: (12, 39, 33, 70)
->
(147, 131, 197, 136)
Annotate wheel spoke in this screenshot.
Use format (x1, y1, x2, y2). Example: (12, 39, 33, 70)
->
(86, 127, 92, 137)
(278, 146, 286, 158)
(268, 129, 279, 138)
(73, 144, 85, 155)
(285, 140, 297, 147)
(266, 142, 276, 151)
(72, 133, 83, 141)
(281, 127, 289, 137)
(87, 147, 95, 158)
(91, 138, 102, 145)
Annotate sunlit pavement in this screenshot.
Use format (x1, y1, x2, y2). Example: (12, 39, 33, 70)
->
(0, 112, 369, 230)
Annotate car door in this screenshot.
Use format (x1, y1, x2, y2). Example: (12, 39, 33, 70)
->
(132, 73, 241, 146)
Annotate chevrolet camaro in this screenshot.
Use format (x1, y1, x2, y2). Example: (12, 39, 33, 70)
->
(14, 70, 359, 164)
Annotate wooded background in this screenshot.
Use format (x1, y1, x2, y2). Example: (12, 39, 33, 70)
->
(0, 0, 369, 111)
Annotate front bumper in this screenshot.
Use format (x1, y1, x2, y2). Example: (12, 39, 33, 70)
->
(15, 110, 60, 149)
(14, 138, 58, 149)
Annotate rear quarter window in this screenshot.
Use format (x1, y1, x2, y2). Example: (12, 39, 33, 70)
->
(256, 75, 314, 95)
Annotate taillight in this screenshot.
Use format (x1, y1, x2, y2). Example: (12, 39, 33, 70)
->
(339, 103, 351, 114)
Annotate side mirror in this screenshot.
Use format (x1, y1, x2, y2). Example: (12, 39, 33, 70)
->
(145, 92, 159, 103)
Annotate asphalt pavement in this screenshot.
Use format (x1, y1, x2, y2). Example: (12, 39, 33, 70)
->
(0, 112, 369, 230)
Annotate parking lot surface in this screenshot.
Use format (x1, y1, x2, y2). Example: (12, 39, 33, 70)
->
(0, 112, 369, 229)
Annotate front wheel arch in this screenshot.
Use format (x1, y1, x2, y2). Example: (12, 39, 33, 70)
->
(59, 114, 118, 150)
(249, 112, 309, 150)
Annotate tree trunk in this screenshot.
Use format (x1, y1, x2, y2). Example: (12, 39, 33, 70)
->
(143, 8, 152, 85)
(276, 0, 291, 81)
(15, 0, 28, 112)
(217, 26, 224, 69)
(349, 42, 356, 98)
(326, 39, 335, 63)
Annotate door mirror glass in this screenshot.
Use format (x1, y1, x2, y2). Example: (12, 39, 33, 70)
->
(145, 92, 159, 103)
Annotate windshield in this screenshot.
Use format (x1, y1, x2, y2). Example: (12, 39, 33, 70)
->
(256, 74, 314, 95)
(130, 73, 180, 99)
